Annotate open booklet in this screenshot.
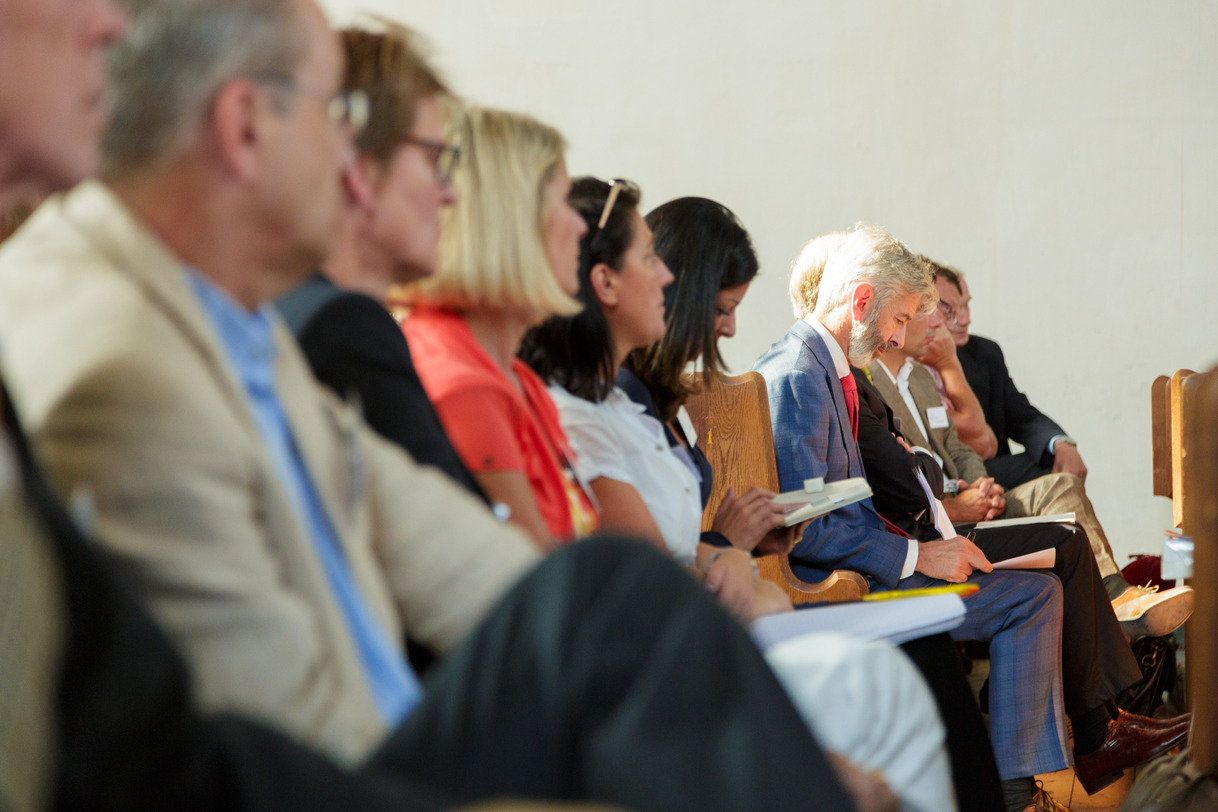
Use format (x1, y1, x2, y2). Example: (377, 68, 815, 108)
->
(750, 593, 967, 650)
(773, 477, 873, 527)
(974, 512, 1076, 531)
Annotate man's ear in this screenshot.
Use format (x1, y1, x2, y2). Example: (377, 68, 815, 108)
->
(850, 281, 874, 322)
(209, 78, 265, 182)
(342, 153, 380, 214)
(589, 262, 618, 307)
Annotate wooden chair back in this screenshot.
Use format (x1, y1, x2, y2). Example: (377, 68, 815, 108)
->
(1151, 374, 1171, 498)
(1171, 369, 1198, 530)
(1183, 365, 1218, 775)
(683, 371, 868, 603)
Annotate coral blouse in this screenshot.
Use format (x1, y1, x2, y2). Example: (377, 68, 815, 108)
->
(401, 306, 597, 542)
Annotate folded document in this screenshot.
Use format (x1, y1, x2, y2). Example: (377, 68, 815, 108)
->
(750, 593, 967, 650)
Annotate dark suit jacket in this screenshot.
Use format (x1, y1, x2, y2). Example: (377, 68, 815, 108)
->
(852, 367, 944, 540)
(277, 275, 487, 503)
(1, 379, 442, 812)
(957, 334, 1064, 463)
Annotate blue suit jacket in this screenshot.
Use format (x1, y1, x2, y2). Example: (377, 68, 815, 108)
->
(753, 320, 907, 588)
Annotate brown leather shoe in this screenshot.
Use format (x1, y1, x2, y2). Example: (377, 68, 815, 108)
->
(1074, 716, 1189, 794)
(1116, 709, 1192, 736)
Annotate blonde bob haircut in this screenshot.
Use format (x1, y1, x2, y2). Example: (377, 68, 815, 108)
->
(404, 106, 582, 318)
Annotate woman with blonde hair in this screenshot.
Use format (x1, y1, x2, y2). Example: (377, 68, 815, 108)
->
(398, 106, 596, 547)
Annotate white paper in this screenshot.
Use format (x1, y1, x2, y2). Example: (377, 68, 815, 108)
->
(974, 512, 1076, 530)
(914, 468, 956, 539)
(990, 548, 1056, 570)
(750, 593, 967, 649)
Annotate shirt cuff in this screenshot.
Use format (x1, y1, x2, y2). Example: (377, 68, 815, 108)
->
(900, 537, 919, 579)
(1047, 434, 1075, 455)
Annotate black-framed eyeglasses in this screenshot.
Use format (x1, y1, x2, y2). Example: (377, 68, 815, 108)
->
(253, 72, 370, 133)
(401, 135, 460, 186)
(594, 178, 640, 234)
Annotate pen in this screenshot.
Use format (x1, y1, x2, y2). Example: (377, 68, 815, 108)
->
(862, 583, 980, 601)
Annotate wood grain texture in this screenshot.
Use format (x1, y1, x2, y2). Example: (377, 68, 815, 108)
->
(1170, 369, 1197, 529)
(1184, 366, 1218, 776)
(1151, 375, 1171, 498)
(684, 371, 868, 604)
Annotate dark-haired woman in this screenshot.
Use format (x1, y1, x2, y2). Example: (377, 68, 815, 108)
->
(619, 196, 1005, 812)
(523, 178, 954, 812)
(619, 196, 798, 555)
(521, 179, 781, 610)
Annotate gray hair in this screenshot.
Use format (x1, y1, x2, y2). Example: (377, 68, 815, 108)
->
(788, 230, 847, 318)
(102, 0, 307, 176)
(807, 223, 936, 320)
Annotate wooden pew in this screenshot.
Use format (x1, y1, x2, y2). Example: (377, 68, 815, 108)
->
(1151, 374, 1171, 499)
(1170, 369, 1198, 531)
(1182, 365, 1217, 775)
(683, 371, 868, 603)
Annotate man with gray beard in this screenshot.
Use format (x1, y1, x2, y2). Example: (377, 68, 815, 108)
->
(754, 225, 1179, 812)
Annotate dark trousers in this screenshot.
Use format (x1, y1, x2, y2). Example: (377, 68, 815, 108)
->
(963, 523, 1142, 717)
(984, 452, 1052, 491)
(370, 538, 856, 811)
(899, 634, 1004, 812)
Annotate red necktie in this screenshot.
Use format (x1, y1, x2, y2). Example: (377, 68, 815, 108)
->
(839, 372, 859, 440)
(841, 371, 910, 539)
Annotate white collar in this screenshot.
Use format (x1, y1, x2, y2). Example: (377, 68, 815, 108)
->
(873, 355, 915, 390)
(803, 314, 850, 379)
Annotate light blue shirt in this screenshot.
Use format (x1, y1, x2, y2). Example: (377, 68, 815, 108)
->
(187, 271, 421, 725)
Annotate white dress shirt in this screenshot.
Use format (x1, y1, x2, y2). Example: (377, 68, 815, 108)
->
(549, 385, 701, 566)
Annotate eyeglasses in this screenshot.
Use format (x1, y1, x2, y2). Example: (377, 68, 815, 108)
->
(594, 178, 640, 234)
(401, 135, 460, 186)
(253, 72, 370, 133)
(936, 299, 969, 326)
(936, 301, 957, 325)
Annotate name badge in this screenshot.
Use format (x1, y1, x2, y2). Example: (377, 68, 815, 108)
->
(926, 406, 950, 430)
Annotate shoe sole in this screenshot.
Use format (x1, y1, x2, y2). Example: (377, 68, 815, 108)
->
(1077, 766, 1124, 795)
(1118, 591, 1195, 639)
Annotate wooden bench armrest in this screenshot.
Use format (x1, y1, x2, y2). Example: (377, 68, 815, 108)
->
(684, 370, 868, 604)
(756, 555, 869, 603)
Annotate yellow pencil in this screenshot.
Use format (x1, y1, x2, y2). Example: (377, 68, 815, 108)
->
(862, 583, 980, 601)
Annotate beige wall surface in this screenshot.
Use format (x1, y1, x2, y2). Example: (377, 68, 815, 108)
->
(323, 0, 1218, 570)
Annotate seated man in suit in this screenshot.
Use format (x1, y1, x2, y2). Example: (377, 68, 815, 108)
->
(275, 24, 487, 504)
(931, 264, 1089, 489)
(754, 225, 1184, 812)
(866, 304, 1194, 639)
(0, 1, 868, 810)
(0, 1, 881, 812)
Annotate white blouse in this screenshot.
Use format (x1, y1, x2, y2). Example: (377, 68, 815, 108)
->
(548, 385, 702, 566)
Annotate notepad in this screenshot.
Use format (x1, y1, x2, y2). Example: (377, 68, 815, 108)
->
(773, 476, 873, 526)
(750, 593, 967, 649)
(974, 512, 1076, 531)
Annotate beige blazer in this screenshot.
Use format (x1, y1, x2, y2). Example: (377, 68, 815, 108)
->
(0, 182, 541, 764)
(0, 467, 64, 812)
(865, 360, 988, 484)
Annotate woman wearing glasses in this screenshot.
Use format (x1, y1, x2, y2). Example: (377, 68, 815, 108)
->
(521, 177, 955, 812)
(398, 105, 597, 548)
(277, 25, 488, 502)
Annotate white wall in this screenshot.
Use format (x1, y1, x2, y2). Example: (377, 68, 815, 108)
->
(322, 0, 1218, 569)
